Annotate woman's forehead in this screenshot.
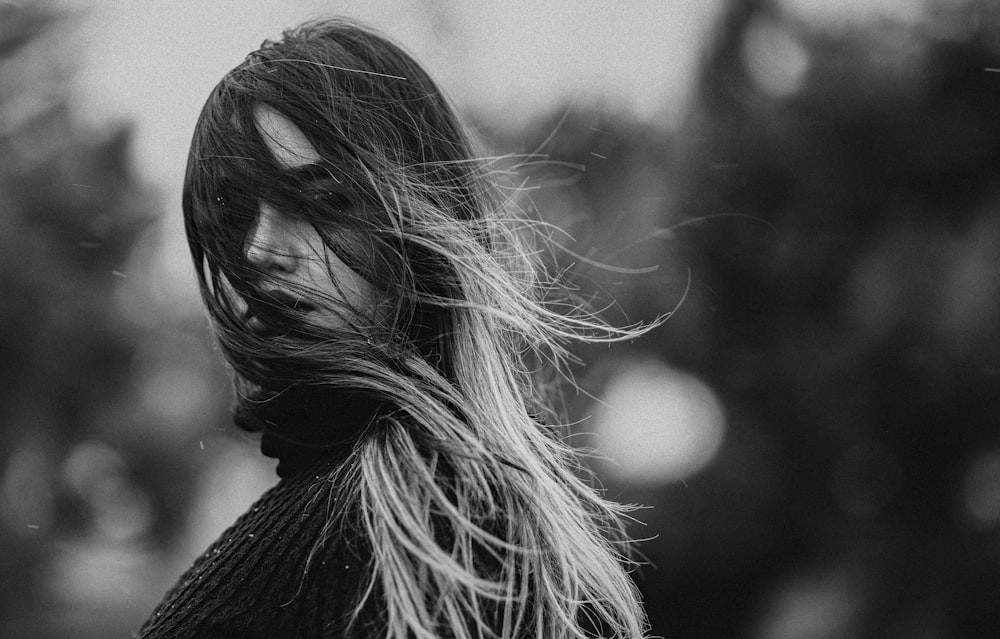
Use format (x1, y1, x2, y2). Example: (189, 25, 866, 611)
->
(252, 103, 322, 169)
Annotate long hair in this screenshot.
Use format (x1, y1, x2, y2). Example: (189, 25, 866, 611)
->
(183, 18, 653, 638)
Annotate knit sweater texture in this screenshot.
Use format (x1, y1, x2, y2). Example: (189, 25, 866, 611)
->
(136, 388, 385, 638)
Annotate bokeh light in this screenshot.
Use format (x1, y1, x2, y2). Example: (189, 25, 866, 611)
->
(592, 358, 726, 484)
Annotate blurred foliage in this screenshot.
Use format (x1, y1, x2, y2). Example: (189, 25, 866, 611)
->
(4, 0, 1000, 637)
(0, 4, 234, 637)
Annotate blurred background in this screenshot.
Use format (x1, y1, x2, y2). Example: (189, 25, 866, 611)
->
(2, 0, 1000, 636)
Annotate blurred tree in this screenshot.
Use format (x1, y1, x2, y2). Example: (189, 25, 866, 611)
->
(662, 0, 1000, 637)
(0, 4, 168, 636)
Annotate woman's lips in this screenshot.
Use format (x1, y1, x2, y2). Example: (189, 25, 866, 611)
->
(244, 290, 317, 334)
(258, 289, 317, 312)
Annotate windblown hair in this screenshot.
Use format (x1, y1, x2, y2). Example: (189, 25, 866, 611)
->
(183, 18, 652, 638)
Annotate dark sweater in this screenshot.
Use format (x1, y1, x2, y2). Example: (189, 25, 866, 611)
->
(136, 388, 385, 638)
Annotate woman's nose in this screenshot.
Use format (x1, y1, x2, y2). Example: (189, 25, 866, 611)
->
(245, 203, 297, 273)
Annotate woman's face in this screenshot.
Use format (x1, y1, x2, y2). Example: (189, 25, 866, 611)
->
(242, 104, 377, 334)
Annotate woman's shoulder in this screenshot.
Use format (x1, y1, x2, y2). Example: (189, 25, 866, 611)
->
(136, 457, 380, 638)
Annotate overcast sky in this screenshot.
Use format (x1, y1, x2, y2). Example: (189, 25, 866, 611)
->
(62, 0, 724, 188)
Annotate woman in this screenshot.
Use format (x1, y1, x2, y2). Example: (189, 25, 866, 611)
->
(138, 18, 652, 639)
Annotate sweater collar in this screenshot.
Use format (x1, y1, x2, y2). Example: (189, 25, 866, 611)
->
(234, 386, 382, 478)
